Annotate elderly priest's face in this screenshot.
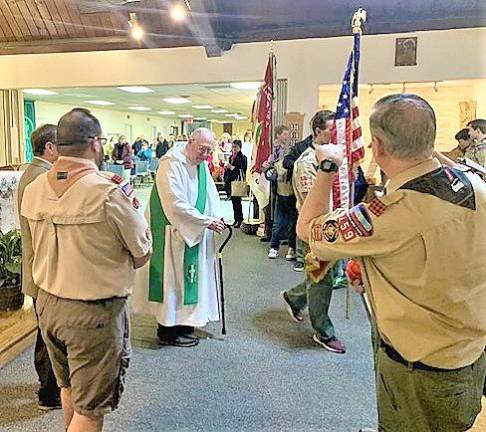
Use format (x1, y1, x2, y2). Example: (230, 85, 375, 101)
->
(186, 128, 215, 165)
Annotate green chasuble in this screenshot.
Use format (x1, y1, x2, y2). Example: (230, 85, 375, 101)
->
(148, 163, 207, 305)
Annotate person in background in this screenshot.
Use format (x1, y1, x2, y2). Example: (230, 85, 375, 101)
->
(298, 94, 486, 431)
(224, 140, 248, 228)
(18, 124, 61, 411)
(132, 135, 148, 155)
(21, 108, 152, 432)
(266, 126, 297, 260)
(444, 128, 473, 162)
(466, 119, 486, 168)
(242, 130, 253, 164)
(137, 142, 153, 161)
(220, 133, 232, 154)
(112, 135, 133, 181)
(104, 137, 115, 161)
(156, 135, 169, 158)
(280, 110, 347, 354)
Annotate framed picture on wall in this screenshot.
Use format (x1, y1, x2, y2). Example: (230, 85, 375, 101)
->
(395, 37, 418, 67)
(170, 126, 178, 136)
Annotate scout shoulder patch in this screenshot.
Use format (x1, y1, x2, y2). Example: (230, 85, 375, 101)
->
(110, 174, 123, 184)
(322, 220, 339, 243)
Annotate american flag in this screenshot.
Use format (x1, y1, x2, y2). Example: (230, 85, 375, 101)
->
(331, 32, 365, 210)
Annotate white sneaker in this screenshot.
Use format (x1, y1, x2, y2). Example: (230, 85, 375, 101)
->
(268, 248, 278, 259)
(285, 247, 296, 261)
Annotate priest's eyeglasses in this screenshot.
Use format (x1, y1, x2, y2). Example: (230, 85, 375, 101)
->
(198, 145, 214, 155)
(88, 136, 108, 146)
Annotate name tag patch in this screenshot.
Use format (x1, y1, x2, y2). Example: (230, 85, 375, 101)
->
(56, 171, 68, 180)
(312, 224, 323, 242)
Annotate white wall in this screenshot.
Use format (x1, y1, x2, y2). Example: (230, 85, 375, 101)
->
(1, 27, 485, 135)
(34, 101, 179, 142)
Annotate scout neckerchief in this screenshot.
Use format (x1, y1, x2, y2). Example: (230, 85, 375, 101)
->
(148, 162, 207, 305)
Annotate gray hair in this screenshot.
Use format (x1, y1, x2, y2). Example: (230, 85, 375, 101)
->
(369, 94, 436, 159)
(190, 127, 215, 143)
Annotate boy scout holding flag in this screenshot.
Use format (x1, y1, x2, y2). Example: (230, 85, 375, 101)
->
(297, 94, 486, 432)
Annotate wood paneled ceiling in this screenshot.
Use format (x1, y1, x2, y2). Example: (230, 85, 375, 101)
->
(0, 0, 485, 56)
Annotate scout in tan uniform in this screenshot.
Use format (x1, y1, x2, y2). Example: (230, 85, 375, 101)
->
(466, 119, 486, 168)
(21, 108, 152, 432)
(297, 94, 486, 432)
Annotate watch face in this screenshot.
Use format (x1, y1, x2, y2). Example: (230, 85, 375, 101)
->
(323, 161, 332, 170)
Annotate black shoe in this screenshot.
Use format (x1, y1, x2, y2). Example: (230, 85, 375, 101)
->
(279, 291, 304, 322)
(38, 397, 62, 411)
(233, 221, 242, 228)
(260, 237, 271, 242)
(158, 335, 199, 347)
(293, 262, 305, 272)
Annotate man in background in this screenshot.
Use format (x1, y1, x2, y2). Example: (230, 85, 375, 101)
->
(444, 128, 472, 162)
(466, 119, 486, 168)
(18, 124, 60, 410)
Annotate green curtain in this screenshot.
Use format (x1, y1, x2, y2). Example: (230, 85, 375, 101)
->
(24, 100, 35, 163)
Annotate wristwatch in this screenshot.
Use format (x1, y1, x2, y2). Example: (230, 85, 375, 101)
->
(318, 159, 339, 173)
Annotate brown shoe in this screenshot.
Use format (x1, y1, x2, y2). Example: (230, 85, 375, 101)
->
(280, 291, 304, 322)
(313, 334, 346, 354)
(158, 335, 199, 347)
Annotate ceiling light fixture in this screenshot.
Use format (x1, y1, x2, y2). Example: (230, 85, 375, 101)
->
(22, 89, 58, 96)
(178, 114, 193, 118)
(118, 86, 154, 93)
(130, 106, 151, 111)
(85, 100, 115, 106)
(235, 115, 248, 120)
(170, 0, 190, 22)
(128, 13, 144, 41)
(194, 117, 207, 121)
(211, 108, 228, 113)
(230, 82, 262, 90)
(164, 97, 191, 104)
(192, 105, 213, 109)
(158, 110, 176, 115)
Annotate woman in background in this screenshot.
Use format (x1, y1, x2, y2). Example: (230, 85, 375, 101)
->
(111, 135, 133, 180)
(224, 140, 247, 228)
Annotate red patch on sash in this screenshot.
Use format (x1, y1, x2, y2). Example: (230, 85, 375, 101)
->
(338, 215, 358, 242)
(368, 198, 387, 217)
(312, 224, 323, 241)
(111, 174, 123, 184)
(132, 197, 140, 209)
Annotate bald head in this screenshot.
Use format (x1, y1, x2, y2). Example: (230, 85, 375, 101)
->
(185, 128, 216, 165)
(370, 94, 436, 160)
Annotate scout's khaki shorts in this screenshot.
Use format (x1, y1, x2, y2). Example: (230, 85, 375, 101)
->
(36, 289, 131, 417)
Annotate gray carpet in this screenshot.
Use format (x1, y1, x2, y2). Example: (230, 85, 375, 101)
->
(0, 227, 376, 432)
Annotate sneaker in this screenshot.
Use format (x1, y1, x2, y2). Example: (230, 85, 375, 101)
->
(279, 291, 304, 322)
(268, 248, 278, 259)
(38, 397, 62, 411)
(359, 429, 377, 432)
(313, 334, 346, 354)
(293, 262, 305, 272)
(285, 248, 296, 261)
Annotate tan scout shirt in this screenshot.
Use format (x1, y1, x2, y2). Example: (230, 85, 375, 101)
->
(292, 146, 317, 210)
(21, 157, 151, 301)
(309, 158, 486, 369)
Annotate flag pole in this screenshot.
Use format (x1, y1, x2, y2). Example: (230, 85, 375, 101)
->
(268, 41, 277, 234)
(345, 8, 367, 320)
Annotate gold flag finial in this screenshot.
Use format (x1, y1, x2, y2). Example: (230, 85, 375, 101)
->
(351, 8, 367, 34)
(269, 40, 276, 53)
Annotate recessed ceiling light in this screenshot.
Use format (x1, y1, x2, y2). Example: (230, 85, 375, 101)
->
(130, 106, 151, 111)
(211, 108, 228, 113)
(224, 113, 238, 118)
(85, 100, 115, 106)
(158, 110, 176, 115)
(194, 117, 207, 121)
(170, 2, 188, 22)
(118, 86, 154, 93)
(23, 89, 58, 96)
(164, 97, 191, 104)
(192, 105, 213, 109)
(235, 115, 248, 120)
(178, 114, 193, 118)
(230, 82, 262, 90)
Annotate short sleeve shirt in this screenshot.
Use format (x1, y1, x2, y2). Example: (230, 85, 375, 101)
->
(309, 158, 486, 369)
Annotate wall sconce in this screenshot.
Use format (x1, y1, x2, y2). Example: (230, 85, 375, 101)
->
(402, 83, 407, 93)
(128, 12, 144, 41)
(368, 84, 374, 94)
(433, 81, 439, 92)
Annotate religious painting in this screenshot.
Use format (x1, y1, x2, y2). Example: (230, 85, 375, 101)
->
(459, 100, 477, 128)
(285, 112, 305, 145)
(395, 37, 417, 67)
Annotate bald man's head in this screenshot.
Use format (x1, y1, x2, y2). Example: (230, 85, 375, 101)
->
(185, 128, 216, 165)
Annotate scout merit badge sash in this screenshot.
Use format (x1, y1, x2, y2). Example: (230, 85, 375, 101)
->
(148, 163, 207, 305)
